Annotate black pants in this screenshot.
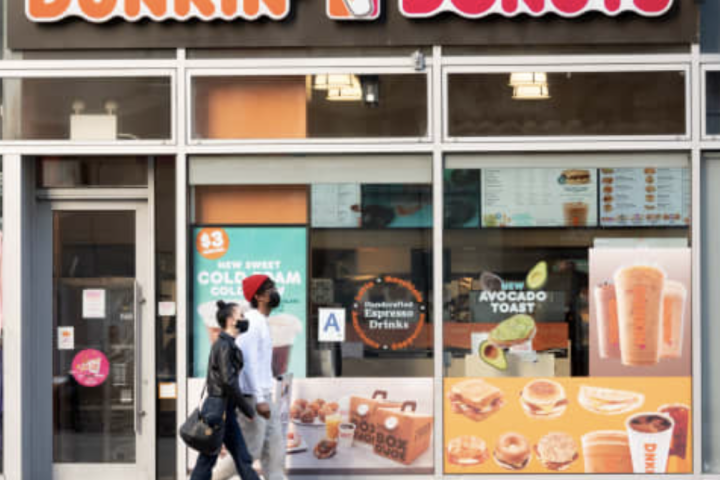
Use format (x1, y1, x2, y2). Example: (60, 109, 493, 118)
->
(190, 397, 260, 480)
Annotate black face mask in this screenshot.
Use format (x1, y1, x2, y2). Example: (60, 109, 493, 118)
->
(235, 319, 249, 334)
(268, 291, 281, 309)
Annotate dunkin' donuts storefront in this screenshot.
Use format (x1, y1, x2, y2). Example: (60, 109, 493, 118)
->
(6, 0, 720, 479)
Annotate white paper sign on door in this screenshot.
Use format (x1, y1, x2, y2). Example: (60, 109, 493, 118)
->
(58, 327, 74, 350)
(82, 289, 106, 319)
(318, 308, 345, 342)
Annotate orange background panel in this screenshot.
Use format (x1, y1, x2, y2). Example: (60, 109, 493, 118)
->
(195, 185, 308, 224)
(328, 0, 350, 17)
(204, 76, 307, 139)
(444, 322, 569, 351)
(443, 376, 692, 474)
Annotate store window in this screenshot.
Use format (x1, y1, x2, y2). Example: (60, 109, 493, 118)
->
(442, 153, 692, 475)
(702, 153, 720, 473)
(36, 156, 149, 188)
(189, 155, 434, 475)
(2, 77, 172, 141)
(701, 0, 720, 53)
(154, 157, 176, 480)
(706, 72, 720, 136)
(447, 71, 686, 137)
(192, 74, 428, 140)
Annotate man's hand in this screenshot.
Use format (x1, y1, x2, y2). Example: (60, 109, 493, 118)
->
(256, 402, 271, 419)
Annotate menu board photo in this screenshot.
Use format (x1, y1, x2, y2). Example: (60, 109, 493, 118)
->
(481, 169, 598, 228)
(599, 168, 691, 227)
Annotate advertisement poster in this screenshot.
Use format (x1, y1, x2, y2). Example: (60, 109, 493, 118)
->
(589, 247, 691, 377)
(193, 226, 307, 378)
(481, 168, 598, 227)
(599, 168, 691, 227)
(287, 378, 433, 474)
(444, 377, 691, 474)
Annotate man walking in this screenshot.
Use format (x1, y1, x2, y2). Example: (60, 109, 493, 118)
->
(213, 274, 287, 480)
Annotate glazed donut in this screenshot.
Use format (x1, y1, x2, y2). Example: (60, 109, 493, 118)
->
(292, 399, 308, 410)
(494, 432, 532, 470)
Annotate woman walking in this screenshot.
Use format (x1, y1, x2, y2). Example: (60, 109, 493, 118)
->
(190, 300, 260, 480)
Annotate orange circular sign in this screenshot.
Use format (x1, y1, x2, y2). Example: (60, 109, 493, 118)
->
(352, 276, 426, 351)
(196, 228, 230, 260)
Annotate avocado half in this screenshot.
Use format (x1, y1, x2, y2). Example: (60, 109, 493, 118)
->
(479, 340, 508, 371)
(526, 261, 548, 290)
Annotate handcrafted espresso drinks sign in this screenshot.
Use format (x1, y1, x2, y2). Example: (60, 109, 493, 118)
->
(26, 0, 674, 22)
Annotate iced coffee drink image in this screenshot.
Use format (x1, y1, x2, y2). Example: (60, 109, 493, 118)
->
(563, 202, 589, 227)
(659, 404, 690, 471)
(626, 412, 675, 473)
(594, 283, 620, 359)
(267, 313, 303, 377)
(581, 431, 632, 473)
(613, 265, 666, 366)
(661, 280, 687, 359)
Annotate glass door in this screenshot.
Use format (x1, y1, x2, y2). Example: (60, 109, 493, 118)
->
(41, 203, 155, 480)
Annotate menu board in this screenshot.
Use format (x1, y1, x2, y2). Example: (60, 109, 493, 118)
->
(599, 168, 691, 227)
(481, 168, 598, 227)
(311, 184, 362, 228)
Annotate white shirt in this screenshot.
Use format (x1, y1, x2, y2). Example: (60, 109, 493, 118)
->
(236, 308, 274, 403)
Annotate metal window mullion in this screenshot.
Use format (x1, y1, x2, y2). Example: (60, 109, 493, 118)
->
(175, 47, 190, 480)
(432, 45, 444, 480)
(441, 53, 692, 67)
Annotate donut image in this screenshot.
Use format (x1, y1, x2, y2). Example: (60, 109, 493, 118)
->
(494, 432, 532, 470)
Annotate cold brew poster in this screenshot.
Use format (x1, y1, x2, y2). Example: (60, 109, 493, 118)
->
(481, 168, 598, 227)
(193, 226, 307, 378)
(589, 247, 691, 377)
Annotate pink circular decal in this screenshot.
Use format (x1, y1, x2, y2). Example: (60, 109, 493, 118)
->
(71, 349, 110, 387)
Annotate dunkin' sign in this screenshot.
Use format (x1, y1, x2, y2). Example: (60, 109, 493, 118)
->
(26, 0, 674, 22)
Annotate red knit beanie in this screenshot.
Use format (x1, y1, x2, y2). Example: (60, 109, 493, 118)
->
(243, 274, 270, 303)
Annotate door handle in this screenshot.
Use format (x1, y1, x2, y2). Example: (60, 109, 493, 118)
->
(134, 281, 144, 435)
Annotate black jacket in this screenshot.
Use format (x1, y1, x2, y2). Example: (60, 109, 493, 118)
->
(206, 332, 254, 419)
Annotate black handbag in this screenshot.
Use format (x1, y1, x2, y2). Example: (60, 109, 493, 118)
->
(179, 386, 226, 456)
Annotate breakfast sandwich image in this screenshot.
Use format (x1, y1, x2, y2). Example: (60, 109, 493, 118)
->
(535, 432, 578, 471)
(446, 435, 489, 466)
(520, 379, 568, 419)
(577, 385, 644, 415)
(563, 169, 592, 185)
(493, 432, 532, 470)
(447, 379, 505, 422)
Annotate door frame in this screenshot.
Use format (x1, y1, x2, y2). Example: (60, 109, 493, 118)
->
(34, 198, 156, 480)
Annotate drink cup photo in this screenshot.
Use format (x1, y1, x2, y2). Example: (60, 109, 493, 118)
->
(661, 280, 686, 359)
(325, 413, 342, 440)
(594, 283, 620, 359)
(614, 265, 666, 367)
(581, 430, 632, 473)
(338, 423, 356, 450)
(626, 412, 675, 473)
(267, 314, 303, 377)
(563, 201, 589, 227)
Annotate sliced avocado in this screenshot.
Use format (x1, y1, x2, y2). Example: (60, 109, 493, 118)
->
(479, 340, 507, 370)
(526, 261, 548, 290)
(489, 314, 536, 344)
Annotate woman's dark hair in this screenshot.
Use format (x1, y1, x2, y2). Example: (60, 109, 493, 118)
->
(216, 300, 238, 328)
(250, 279, 275, 309)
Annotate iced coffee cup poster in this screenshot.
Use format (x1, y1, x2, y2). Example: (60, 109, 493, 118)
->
(589, 247, 691, 377)
(193, 226, 307, 378)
